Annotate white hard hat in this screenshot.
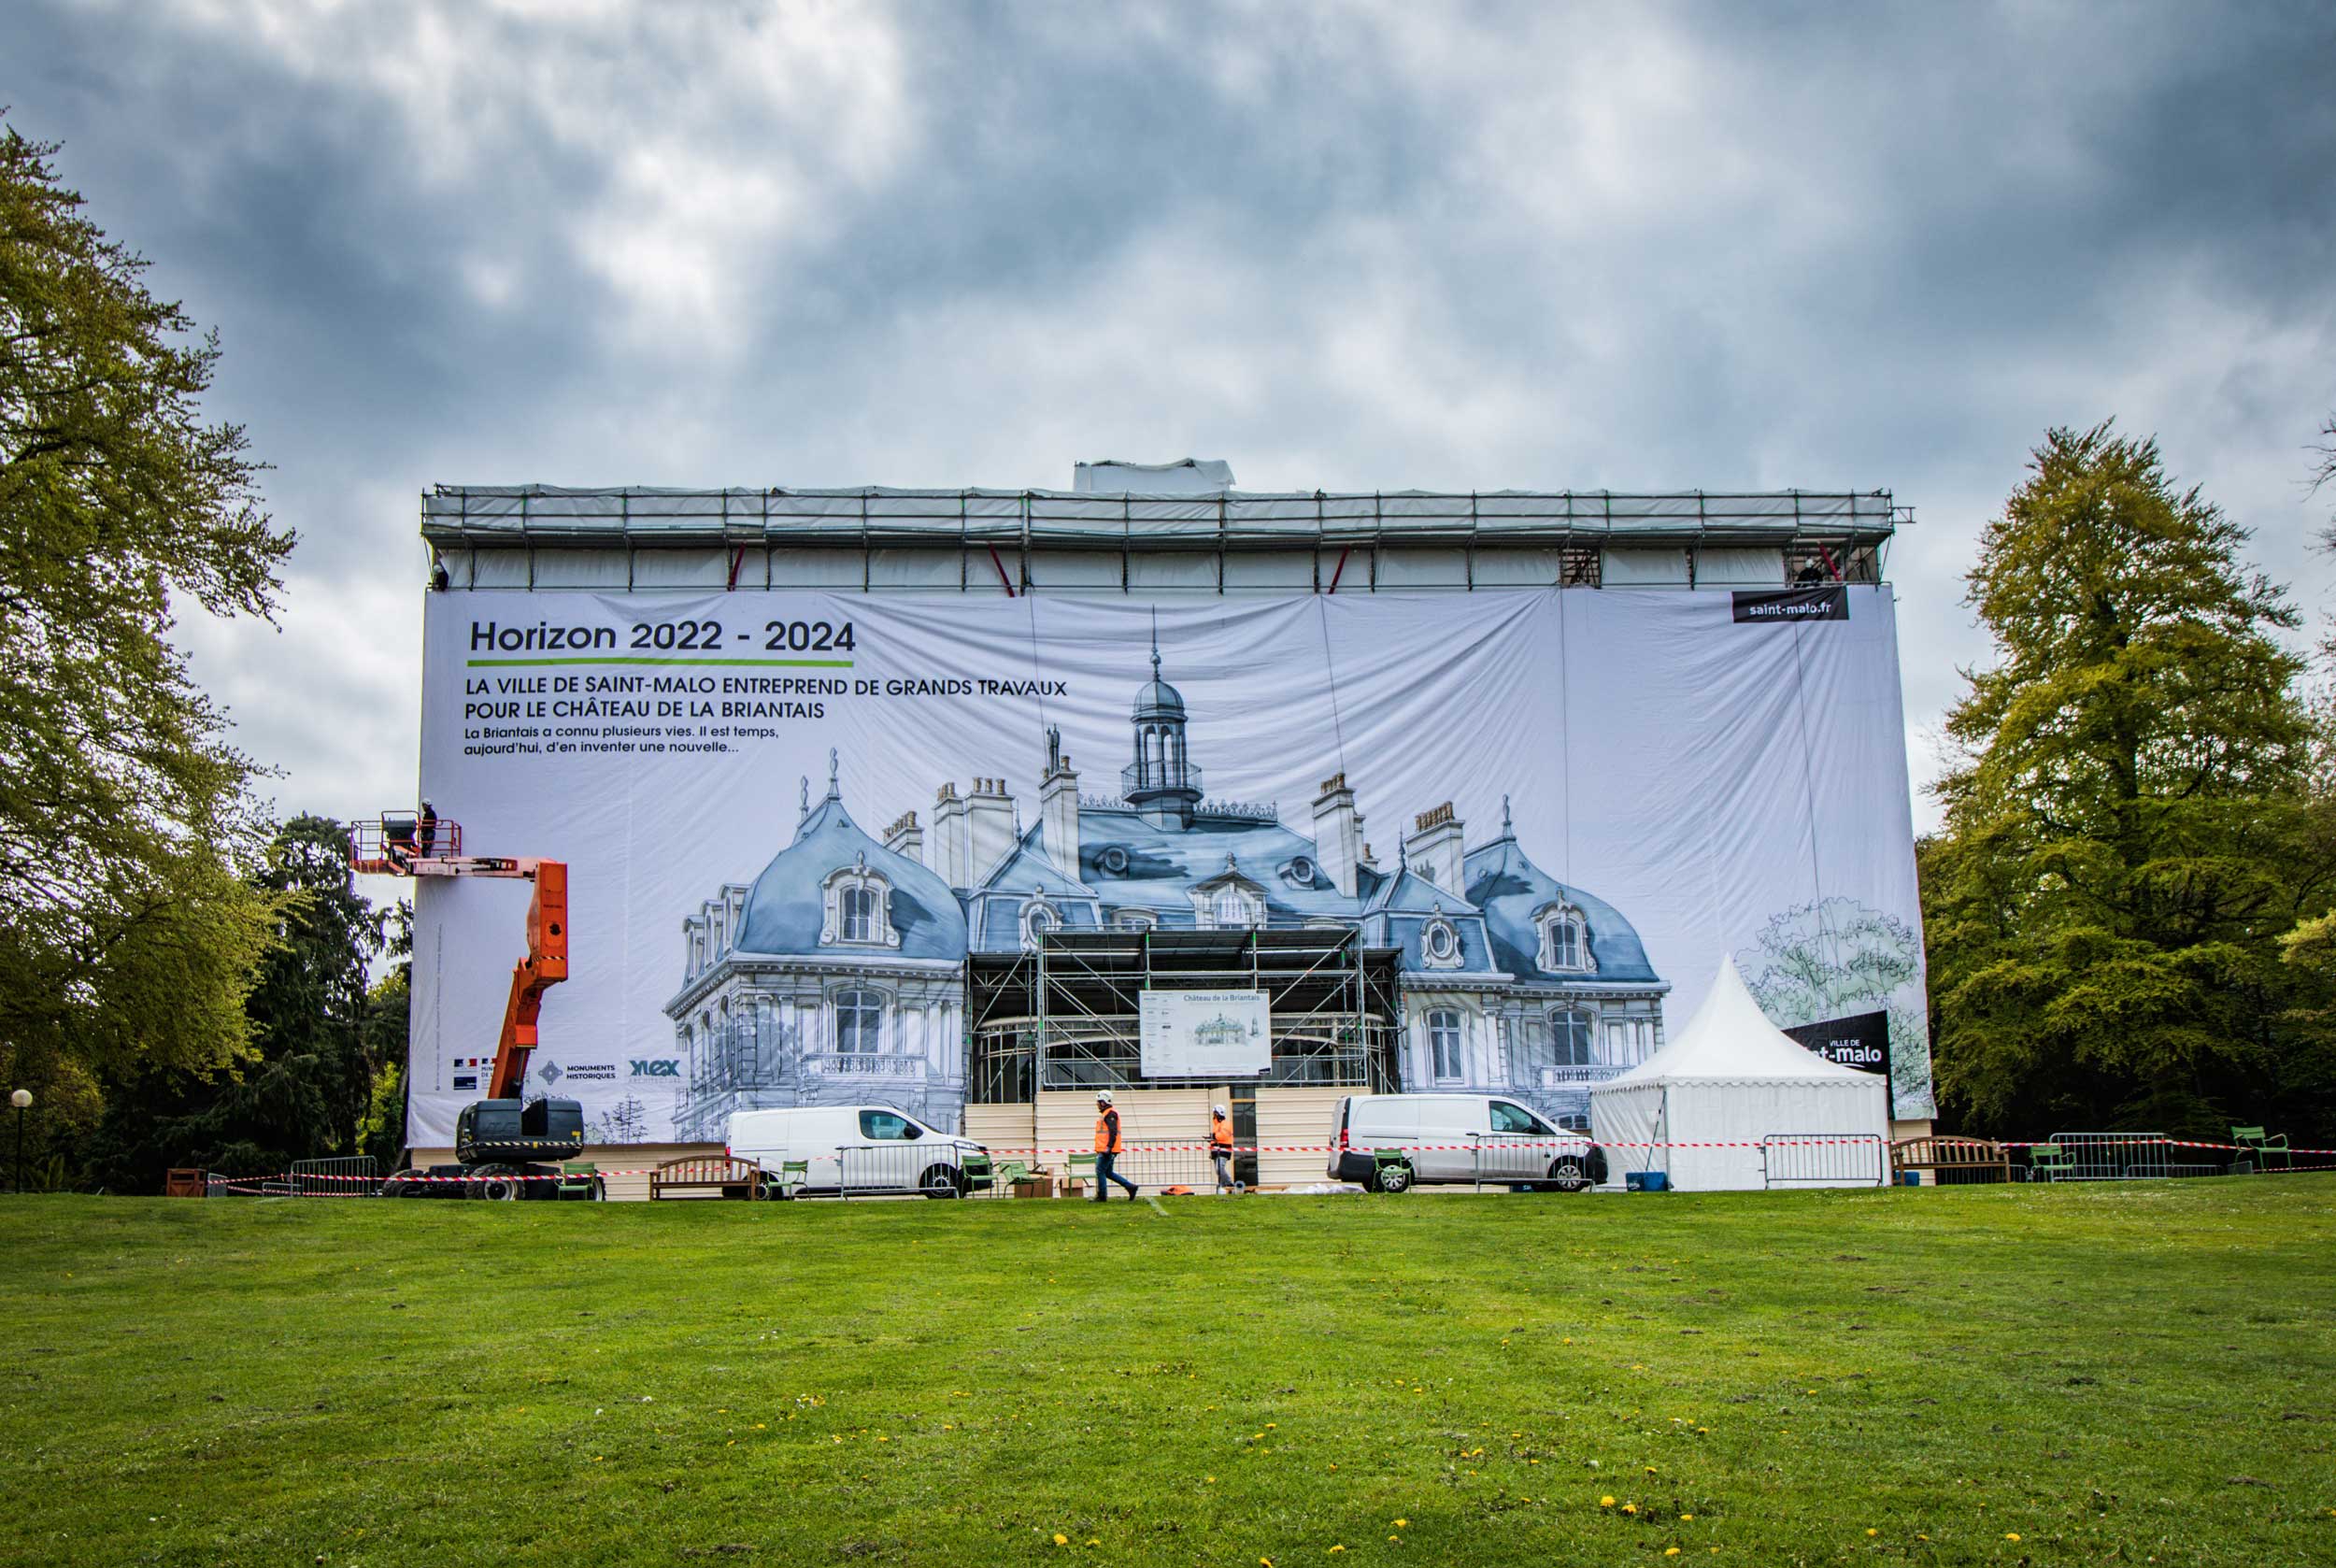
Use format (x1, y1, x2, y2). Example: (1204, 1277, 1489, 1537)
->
(1213, 1104, 1229, 1118)
(1095, 1090, 1114, 1105)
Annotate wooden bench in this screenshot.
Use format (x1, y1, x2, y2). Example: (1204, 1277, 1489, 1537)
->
(648, 1154, 767, 1201)
(1889, 1135, 2010, 1185)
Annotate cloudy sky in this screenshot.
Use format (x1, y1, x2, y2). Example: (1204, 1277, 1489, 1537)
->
(11, 0, 2335, 834)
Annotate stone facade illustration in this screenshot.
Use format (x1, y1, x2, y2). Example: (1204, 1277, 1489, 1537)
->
(664, 640, 1671, 1135)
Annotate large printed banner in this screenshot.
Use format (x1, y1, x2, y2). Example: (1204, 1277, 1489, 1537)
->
(410, 587, 1934, 1147)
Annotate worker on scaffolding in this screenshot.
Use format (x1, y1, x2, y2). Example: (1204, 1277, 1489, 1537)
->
(1209, 1103, 1240, 1195)
(1091, 1090, 1139, 1203)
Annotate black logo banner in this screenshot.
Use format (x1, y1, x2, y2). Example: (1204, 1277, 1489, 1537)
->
(1783, 1009, 1891, 1078)
(1732, 586, 1848, 623)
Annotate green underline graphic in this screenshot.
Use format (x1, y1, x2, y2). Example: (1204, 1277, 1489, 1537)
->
(466, 656, 855, 668)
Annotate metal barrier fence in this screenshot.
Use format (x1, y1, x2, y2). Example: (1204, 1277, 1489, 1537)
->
(1760, 1133, 1887, 1189)
(290, 1156, 382, 1197)
(2044, 1132, 2172, 1181)
(831, 1143, 986, 1199)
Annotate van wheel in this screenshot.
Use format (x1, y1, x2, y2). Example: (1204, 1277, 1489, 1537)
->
(1374, 1162, 1414, 1194)
(1548, 1158, 1592, 1194)
(920, 1165, 967, 1199)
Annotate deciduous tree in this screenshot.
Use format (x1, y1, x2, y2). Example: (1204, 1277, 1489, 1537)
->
(1924, 422, 2336, 1138)
(0, 123, 293, 1133)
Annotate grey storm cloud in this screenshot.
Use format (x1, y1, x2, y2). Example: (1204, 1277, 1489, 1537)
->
(7, 0, 2335, 826)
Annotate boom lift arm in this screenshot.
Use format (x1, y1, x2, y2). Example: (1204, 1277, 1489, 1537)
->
(350, 814, 584, 1188)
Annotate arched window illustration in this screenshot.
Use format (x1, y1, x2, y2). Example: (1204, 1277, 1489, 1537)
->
(1213, 889, 1254, 928)
(819, 852, 900, 948)
(840, 885, 877, 943)
(834, 989, 882, 1055)
(1534, 903, 1593, 974)
(1020, 898, 1058, 950)
(1549, 1007, 1595, 1067)
(1428, 1009, 1464, 1082)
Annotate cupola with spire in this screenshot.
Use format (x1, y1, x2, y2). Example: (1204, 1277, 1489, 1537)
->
(1123, 613, 1203, 828)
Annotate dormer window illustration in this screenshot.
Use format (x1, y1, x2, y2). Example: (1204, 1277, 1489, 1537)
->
(819, 852, 901, 948)
(1020, 896, 1060, 950)
(1533, 902, 1593, 974)
(1420, 908, 1463, 971)
(1189, 852, 1266, 930)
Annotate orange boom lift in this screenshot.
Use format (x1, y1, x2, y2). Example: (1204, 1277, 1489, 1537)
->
(350, 812, 587, 1198)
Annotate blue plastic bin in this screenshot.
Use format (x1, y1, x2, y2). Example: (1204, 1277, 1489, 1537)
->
(1625, 1171, 1669, 1192)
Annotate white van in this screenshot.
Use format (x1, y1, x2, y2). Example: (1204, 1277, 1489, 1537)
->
(1328, 1093, 1606, 1193)
(726, 1105, 987, 1198)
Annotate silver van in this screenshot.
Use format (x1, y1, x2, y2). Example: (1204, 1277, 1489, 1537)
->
(1328, 1092, 1606, 1193)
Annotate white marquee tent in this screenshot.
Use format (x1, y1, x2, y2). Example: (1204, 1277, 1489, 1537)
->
(1588, 957, 1891, 1190)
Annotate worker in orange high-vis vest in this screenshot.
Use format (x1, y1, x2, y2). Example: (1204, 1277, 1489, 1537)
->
(1209, 1104, 1241, 1195)
(1091, 1090, 1139, 1202)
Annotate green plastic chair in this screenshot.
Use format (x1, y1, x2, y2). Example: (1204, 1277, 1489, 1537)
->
(557, 1161, 604, 1201)
(960, 1151, 994, 1193)
(2027, 1144, 2072, 1183)
(765, 1158, 810, 1199)
(991, 1159, 1036, 1193)
(2230, 1127, 2291, 1172)
(1371, 1147, 1415, 1194)
(1067, 1152, 1097, 1196)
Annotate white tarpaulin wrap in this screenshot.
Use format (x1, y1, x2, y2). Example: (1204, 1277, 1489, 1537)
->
(1140, 990, 1271, 1078)
(409, 586, 1932, 1148)
(1588, 957, 1892, 1190)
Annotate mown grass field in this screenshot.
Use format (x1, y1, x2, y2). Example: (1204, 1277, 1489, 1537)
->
(2, 1179, 2331, 1567)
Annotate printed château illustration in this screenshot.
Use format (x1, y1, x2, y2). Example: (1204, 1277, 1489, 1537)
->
(650, 641, 1672, 1139)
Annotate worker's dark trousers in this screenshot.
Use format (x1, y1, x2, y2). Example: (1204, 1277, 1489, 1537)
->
(1092, 1151, 1138, 1200)
(1213, 1152, 1237, 1192)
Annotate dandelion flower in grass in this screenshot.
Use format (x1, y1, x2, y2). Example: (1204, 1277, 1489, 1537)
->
(1866, 1528, 1877, 1536)
(2005, 1533, 2021, 1543)
(1392, 1519, 1407, 1529)
(1052, 1534, 1068, 1547)
(1601, 1497, 1617, 1508)
(1680, 1515, 1693, 1521)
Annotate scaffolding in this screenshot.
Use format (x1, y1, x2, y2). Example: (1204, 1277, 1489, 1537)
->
(420, 486, 1906, 593)
(967, 929, 1403, 1101)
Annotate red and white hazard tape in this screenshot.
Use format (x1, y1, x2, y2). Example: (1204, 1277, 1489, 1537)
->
(210, 1134, 2336, 1189)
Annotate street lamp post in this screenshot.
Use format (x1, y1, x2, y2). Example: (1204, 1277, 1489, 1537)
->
(9, 1090, 28, 1194)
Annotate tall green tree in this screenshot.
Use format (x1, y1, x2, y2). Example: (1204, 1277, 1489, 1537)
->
(1924, 422, 2336, 1138)
(81, 816, 385, 1190)
(0, 123, 294, 1137)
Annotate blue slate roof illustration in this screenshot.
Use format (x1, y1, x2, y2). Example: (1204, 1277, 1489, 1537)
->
(1462, 832, 1659, 985)
(1047, 805, 1358, 929)
(733, 791, 968, 961)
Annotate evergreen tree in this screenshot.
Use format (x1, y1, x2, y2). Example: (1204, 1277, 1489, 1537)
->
(1924, 423, 2336, 1138)
(1, 123, 292, 1146)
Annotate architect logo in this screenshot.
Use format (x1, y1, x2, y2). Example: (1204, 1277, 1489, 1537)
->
(630, 1059, 681, 1078)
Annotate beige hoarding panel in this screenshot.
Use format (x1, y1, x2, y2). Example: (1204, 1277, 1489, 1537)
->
(1256, 1086, 1349, 1189)
(964, 1103, 1035, 1153)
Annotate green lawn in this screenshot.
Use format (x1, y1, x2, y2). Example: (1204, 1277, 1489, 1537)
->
(2, 1180, 2331, 1567)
